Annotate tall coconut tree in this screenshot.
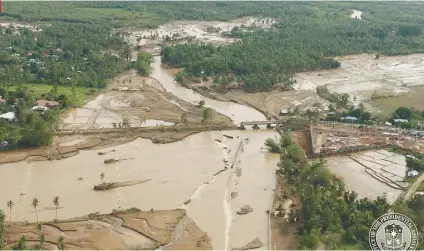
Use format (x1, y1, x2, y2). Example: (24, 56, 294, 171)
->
(32, 198, 39, 223)
(58, 236, 64, 250)
(7, 200, 14, 226)
(53, 196, 60, 221)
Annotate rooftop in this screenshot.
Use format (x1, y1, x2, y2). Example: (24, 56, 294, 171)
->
(0, 112, 16, 120)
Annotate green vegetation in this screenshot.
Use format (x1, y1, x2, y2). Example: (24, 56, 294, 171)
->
(393, 195, 424, 250)
(124, 207, 142, 213)
(371, 86, 424, 118)
(9, 234, 62, 250)
(389, 106, 424, 129)
(0, 21, 127, 150)
(160, 2, 424, 92)
(406, 156, 424, 173)
(317, 86, 350, 108)
(0, 210, 4, 250)
(325, 103, 372, 123)
(134, 52, 152, 76)
(264, 129, 293, 153)
(53, 196, 60, 221)
(418, 180, 424, 192)
(202, 107, 216, 124)
(267, 131, 424, 249)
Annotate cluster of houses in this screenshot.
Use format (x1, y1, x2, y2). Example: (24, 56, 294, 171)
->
(0, 99, 59, 123)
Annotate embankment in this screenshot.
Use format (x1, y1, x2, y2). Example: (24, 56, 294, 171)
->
(4, 209, 212, 250)
(0, 124, 238, 165)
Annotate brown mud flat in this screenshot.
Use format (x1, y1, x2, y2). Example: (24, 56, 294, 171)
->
(165, 67, 326, 120)
(269, 174, 299, 250)
(60, 71, 233, 131)
(0, 124, 236, 165)
(3, 209, 212, 250)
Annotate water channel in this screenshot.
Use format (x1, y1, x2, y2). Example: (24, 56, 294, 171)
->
(0, 55, 278, 250)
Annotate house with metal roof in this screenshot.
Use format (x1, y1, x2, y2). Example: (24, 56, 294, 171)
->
(0, 112, 17, 122)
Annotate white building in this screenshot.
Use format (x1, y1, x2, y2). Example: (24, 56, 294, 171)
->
(0, 112, 16, 122)
(393, 119, 408, 124)
(407, 170, 419, 178)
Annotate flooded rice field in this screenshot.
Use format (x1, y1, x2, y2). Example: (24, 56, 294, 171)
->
(294, 53, 424, 112)
(326, 149, 406, 204)
(0, 130, 278, 249)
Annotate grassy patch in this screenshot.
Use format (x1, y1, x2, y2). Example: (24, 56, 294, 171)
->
(418, 180, 424, 192)
(371, 86, 424, 117)
(123, 207, 142, 213)
(7, 84, 97, 106)
(316, 85, 340, 103)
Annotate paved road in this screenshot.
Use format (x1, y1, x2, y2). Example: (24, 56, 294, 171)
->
(403, 173, 424, 202)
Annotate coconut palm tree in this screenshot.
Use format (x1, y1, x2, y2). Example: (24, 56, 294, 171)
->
(7, 200, 14, 226)
(32, 198, 39, 223)
(39, 233, 45, 249)
(100, 173, 105, 183)
(53, 196, 60, 220)
(58, 236, 64, 250)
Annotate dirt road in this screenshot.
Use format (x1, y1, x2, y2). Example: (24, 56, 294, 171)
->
(403, 172, 424, 202)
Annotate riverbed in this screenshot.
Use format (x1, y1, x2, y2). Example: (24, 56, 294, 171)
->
(0, 56, 277, 250)
(0, 130, 278, 249)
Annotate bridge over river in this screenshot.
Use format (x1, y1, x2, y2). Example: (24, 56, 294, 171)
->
(239, 120, 286, 129)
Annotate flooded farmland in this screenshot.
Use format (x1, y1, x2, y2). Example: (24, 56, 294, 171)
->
(1, 49, 276, 249)
(326, 149, 406, 204)
(0, 129, 278, 250)
(294, 53, 424, 113)
(3, 15, 421, 250)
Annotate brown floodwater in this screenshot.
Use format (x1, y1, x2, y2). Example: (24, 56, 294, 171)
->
(0, 55, 278, 250)
(150, 56, 266, 125)
(0, 130, 278, 250)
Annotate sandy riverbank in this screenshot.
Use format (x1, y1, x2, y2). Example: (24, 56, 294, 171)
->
(3, 209, 212, 250)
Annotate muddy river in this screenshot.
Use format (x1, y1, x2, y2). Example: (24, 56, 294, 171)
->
(151, 56, 266, 125)
(0, 58, 277, 249)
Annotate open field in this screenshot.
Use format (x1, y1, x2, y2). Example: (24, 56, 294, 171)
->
(124, 17, 277, 47)
(371, 85, 424, 117)
(295, 54, 424, 115)
(326, 150, 406, 204)
(59, 70, 232, 130)
(179, 53, 424, 120)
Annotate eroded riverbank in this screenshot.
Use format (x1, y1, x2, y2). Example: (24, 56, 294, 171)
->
(0, 23, 276, 250)
(0, 129, 278, 250)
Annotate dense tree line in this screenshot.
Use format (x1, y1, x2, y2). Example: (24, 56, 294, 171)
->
(0, 23, 126, 88)
(267, 130, 392, 249)
(159, 2, 424, 92)
(134, 51, 152, 76)
(0, 22, 128, 150)
(0, 210, 4, 250)
(394, 195, 424, 250)
(0, 86, 58, 149)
